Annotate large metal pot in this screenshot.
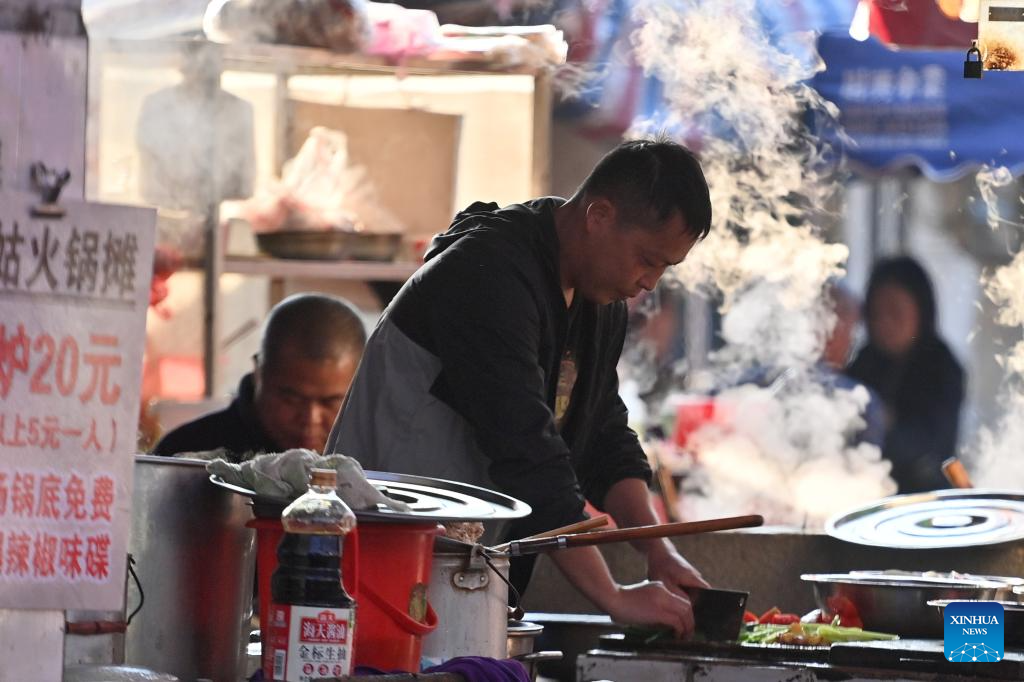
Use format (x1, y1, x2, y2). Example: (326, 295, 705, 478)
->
(802, 571, 1017, 637)
(421, 541, 509, 665)
(125, 456, 256, 682)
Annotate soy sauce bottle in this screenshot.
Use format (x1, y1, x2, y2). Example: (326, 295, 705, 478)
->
(265, 469, 357, 681)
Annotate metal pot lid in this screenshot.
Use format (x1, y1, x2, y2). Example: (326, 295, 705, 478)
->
(929, 599, 1024, 612)
(210, 470, 531, 523)
(507, 621, 544, 636)
(826, 489, 1024, 549)
(801, 570, 1014, 590)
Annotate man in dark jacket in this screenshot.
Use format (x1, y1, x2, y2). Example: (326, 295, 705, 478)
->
(326, 139, 713, 636)
(154, 293, 366, 457)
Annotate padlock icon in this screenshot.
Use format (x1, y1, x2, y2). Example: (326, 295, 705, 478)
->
(964, 41, 983, 79)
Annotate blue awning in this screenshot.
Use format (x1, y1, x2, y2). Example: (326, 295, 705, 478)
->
(812, 31, 1024, 182)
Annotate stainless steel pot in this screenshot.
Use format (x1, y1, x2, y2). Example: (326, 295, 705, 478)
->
(506, 622, 561, 682)
(421, 541, 509, 665)
(802, 571, 1016, 637)
(507, 620, 543, 658)
(125, 456, 256, 682)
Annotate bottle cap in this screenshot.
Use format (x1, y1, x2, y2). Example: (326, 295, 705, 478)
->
(310, 468, 337, 488)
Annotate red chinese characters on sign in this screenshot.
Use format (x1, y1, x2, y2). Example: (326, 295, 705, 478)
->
(0, 471, 114, 523)
(33, 533, 58, 578)
(0, 324, 29, 399)
(0, 530, 111, 582)
(0, 413, 119, 453)
(60, 534, 83, 580)
(65, 474, 88, 521)
(0, 327, 123, 405)
(300, 612, 349, 644)
(0, 470, 116, 582)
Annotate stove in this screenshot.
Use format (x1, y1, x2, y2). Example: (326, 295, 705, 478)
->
(577, 634, 1024, 681)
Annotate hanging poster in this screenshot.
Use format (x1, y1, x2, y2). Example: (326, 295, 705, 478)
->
(0, 191, 154, 610)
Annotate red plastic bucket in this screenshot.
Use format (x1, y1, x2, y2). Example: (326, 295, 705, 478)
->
(249, 518, 441, 674)
(354, 522, 441, 671)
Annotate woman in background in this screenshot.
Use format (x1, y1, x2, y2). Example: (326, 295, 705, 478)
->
(846, 256, 965, 494)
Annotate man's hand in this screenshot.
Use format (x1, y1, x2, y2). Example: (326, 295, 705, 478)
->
(606, 580, 695, 638)
(647, 541, 710, 598)
(549, 546, 698, 638)
(603, 478, 711, 597)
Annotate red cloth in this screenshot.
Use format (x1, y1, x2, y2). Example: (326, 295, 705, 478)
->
(869, 0, 976, 48)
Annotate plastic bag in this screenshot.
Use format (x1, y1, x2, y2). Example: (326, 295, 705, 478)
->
(241, 126, 402, 234)
(204, 0, 371, 52)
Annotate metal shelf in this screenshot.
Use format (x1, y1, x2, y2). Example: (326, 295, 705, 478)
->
(222, 255, 420, 282)
(90, 37, 552, 395)
(96, 37, 544, 78)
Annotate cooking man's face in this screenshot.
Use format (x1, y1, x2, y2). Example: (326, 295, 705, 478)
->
(578, 201, 697, 305)
(254, 348, 359, 452)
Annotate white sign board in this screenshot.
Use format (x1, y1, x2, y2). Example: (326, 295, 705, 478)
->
(0, 191, 154, 610)
(980, 1, 1024, 70)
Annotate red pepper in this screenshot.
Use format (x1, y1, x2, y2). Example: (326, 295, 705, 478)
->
(826, 596, 864, 628)
(757, 607, 781, 624)
(768, 613, 801, 625)
(743, 610, 759, 624)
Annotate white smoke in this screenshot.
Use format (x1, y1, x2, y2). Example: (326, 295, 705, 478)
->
(680, 380, 891, 526)
(626, 0, 896, 527)
(972, 165, 1024, 488)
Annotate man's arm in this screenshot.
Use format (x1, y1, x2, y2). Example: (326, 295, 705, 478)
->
(548, 544, 695, 637)
(603, 477, 709, 596)
(578, 306, 708, 595)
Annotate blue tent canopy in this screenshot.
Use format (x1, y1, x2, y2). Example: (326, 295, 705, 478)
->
(812, 31, 1024, 182)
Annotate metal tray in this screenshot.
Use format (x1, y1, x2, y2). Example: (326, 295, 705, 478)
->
(209, 470, 531, 523)
(597, 633, 831, 665)
(825, 489, 1024, 549)
(255, 229, 401, 262)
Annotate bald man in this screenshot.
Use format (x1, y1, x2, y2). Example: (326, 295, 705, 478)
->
(153, 293, 366, 457)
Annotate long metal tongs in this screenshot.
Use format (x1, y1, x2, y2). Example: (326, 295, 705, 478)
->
(505, 514, 764, 557)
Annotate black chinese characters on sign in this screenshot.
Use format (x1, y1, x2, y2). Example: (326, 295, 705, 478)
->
(0, 219, 139, 300)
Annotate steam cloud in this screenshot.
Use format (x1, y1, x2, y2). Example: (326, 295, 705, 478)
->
(972, 165, 1024, 488)
(625, 0, 895, 527)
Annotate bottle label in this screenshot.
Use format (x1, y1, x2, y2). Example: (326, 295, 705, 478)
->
(265, 602, 355, 681)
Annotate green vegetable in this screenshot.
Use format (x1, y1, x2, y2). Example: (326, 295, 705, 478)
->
(623, 625, 676, 645)
(810, 624, 898, 643)
(739, 622, 898, 645)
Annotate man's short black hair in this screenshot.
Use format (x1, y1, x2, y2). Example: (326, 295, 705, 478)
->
(577, 138, 712, 240)
(259, 293, 366, 367)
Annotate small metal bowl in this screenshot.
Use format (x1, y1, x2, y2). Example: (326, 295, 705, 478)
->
(507, 620, 544, 658)
(802, 572, 1014, 637)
